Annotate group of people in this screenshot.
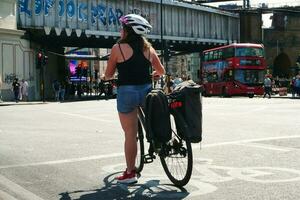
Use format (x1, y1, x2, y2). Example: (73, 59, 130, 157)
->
(153, 74, 190, 93)
(52, 80, 66, 102)
(263, 74, 300, 99)
(12, 78, 29, 102)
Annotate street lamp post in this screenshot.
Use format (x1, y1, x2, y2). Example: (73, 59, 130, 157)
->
(160, 0, 164, 63)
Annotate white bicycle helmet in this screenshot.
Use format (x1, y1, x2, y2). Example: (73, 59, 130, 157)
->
(119, 14, 152, 35)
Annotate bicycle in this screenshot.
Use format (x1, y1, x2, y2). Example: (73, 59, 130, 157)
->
(135, 89, 193, 187)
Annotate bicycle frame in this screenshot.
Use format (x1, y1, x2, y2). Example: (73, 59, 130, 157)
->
(137, 106, 157, 161)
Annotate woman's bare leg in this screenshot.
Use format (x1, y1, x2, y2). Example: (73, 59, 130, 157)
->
(118, 108, 138, 172)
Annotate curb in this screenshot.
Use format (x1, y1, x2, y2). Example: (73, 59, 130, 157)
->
(0, 102, 47, 106)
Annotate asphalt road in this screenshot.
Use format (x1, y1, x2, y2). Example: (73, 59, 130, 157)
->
(0, 97, 300, 200)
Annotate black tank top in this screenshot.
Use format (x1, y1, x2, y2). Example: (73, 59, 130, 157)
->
(116, 42, 152, 86)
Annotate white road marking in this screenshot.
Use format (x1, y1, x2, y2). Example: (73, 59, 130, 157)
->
(101, 163, 217, 198)
(0, 190, 19, 200)
(0, 153, 123, 169)
(0, 135, 299, 170)
(45, 110, 114, 123)
(198, 135, 300, 149)
(0, 175, 44, 200)
(235, 142, 292, 152)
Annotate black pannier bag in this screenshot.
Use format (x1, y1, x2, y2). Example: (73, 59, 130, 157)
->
(145, 90, 172, 143)
(170, 80, 203, 143)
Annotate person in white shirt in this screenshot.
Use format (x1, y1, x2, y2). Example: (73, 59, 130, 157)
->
(263, 76, 272, 98)
(20, 79, 29, 101)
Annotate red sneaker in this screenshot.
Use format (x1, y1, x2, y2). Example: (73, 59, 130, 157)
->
(116, 169, 137, 184)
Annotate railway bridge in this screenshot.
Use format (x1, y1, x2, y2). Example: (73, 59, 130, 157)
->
(18, 0, 240, 51)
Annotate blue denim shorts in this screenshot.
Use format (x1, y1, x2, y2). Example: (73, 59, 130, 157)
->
(117, 84, 152, 113)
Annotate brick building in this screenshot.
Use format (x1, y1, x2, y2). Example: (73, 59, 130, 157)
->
(239, 8, 300, 78)
(263, 9, 300, 77)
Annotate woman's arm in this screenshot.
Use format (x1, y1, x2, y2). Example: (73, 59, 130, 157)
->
(150, 47, 165, 76)
(104, 44, 118, 80)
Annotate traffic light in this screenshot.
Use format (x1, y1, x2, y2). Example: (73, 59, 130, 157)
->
(163, 40, 172, 62)
(37, 51, 43, 69)
(43, 55, 48, 65)
(36, 50, 48, 68)
(164, 48, 172, 62)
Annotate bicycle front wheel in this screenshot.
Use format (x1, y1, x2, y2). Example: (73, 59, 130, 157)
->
(160, 111, 193, 187)
(135, 120, 145, 173)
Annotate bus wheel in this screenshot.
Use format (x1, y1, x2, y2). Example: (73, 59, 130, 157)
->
(222, 87, 230, 97)
(248, 94, 254, 98)
(202, 90, 209, 97)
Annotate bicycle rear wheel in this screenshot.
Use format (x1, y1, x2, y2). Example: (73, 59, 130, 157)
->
(135, 120, 145, 173)
(160, 111, 193, 187)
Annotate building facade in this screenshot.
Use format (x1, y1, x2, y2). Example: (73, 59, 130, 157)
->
(0, 0, 38, 101)
(263, 10, 300, 78)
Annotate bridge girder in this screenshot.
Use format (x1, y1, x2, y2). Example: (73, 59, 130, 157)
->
(19, 0, 239, 52)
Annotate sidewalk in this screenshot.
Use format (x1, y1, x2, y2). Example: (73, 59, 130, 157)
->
(271, 93, 300, 99)
(0, 95, 114, 106)
(0, 101, 47, 106)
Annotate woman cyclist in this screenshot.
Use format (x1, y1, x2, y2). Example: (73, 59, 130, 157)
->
(103, 14, 165, 184)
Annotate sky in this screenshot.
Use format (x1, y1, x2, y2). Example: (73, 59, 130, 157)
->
(203, 0, 300, 28)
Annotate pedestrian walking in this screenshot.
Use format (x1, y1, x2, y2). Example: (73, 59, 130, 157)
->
(52, 80, 60, 101)
(103, 14, 165, 184)
(290, 77, 296, 98)
(263, 75, 272, 98)
(295, 75, 300, 97)
(12, 78, 20, 102)
(20, 79, 29, 101)
(59, 82, 66, 102)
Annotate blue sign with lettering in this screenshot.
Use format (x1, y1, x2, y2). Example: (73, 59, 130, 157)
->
(18, 0, 152, 30)
(19, 0, 32, 16)
(19, 0, 125, 26)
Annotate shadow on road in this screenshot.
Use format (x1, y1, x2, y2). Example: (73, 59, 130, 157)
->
(59, 172, 189, 200)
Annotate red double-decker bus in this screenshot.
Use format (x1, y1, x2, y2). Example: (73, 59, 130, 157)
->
(201, 43, 266, 98)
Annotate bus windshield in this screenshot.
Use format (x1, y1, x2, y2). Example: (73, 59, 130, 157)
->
(235, 47, 264, 57)
(234, 69, 264, 85)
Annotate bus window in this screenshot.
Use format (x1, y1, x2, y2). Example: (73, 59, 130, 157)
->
(207, 72, 218, 82)
(204, 52, 209, 61)
(223, 47, 234, 59)
(218, 50, 223, 60)
(213, 50, 219, 60)
(224, 70, 233, 81)
(234, 69, 264, 85)
(208, 51, 214, 61)
(235, 47, 264, 57)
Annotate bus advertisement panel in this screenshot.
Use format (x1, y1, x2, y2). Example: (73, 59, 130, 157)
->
(201, 43, 266, 98)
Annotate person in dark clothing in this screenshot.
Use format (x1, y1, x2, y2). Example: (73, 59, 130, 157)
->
(103, 14, 165, 184)
(12, 78, 20, 102)
(76, 84, 82, 98)
(53, 80, 60, 101)
(69, 83, 76, 99)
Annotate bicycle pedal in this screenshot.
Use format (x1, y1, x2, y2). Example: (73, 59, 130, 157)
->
(143, 154, 156, 164)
